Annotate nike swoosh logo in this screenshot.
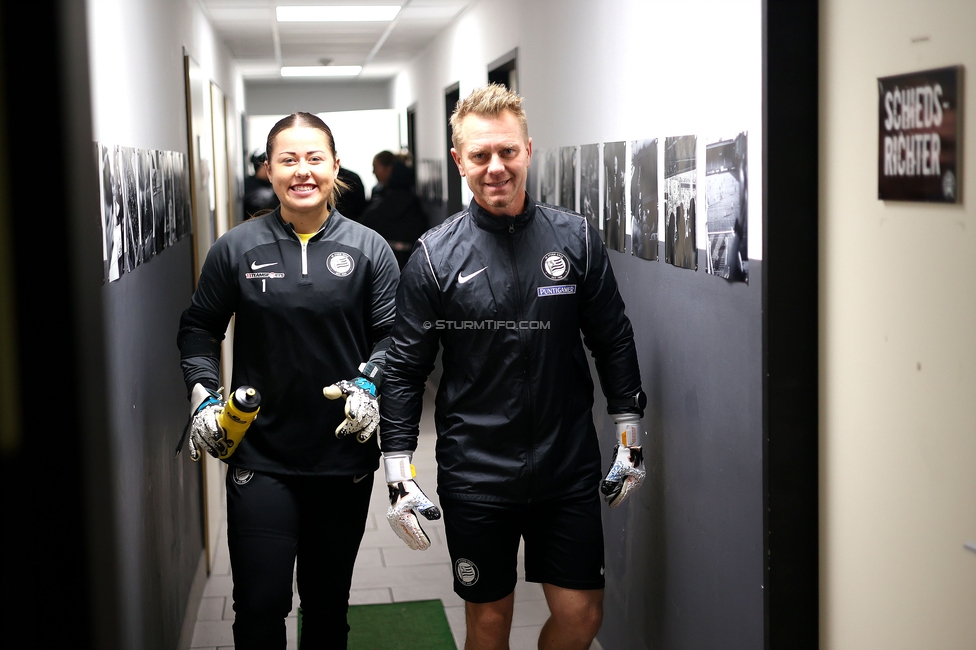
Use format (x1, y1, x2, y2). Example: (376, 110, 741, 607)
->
(251, 261, 278, 270)
(353, 474, 369, 484)
(458, 267, 488, 284)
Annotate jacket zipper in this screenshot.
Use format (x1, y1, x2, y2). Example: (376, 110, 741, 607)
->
(301, 238, 309, 277)
(507, 223, 535, 501)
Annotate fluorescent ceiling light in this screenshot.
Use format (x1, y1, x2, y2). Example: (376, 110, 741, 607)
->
(280, 66, 363, 77)
(276, 5, 401, 22)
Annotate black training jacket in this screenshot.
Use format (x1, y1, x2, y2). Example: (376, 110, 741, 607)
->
(178, 207, 398, 476)
(380, 196, 643, 503)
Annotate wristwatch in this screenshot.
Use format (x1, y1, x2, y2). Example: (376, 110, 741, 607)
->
(607, 390, 646, 416)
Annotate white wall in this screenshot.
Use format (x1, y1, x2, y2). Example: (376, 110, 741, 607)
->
(820, 1, 976, 648)
(87, 0, 244, 151)
(393, 0, 763, 259)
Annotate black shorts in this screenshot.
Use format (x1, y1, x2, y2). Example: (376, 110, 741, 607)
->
(441, 489, 605, 603)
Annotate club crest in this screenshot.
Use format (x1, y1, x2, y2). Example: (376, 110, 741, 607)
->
(327, 252, 355, 277)
(541, 252, 570, 281)
(233, 468, 253, 485)
(454, 558, 479, 586)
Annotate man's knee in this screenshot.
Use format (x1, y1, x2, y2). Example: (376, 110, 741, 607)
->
(546, 587, 604, 637)
(465, 596, 514, 637)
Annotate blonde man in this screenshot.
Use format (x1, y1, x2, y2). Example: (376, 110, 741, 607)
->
(380, 85, 647, 650)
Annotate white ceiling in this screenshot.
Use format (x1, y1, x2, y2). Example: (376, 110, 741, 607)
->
(199, 0, 476, 80)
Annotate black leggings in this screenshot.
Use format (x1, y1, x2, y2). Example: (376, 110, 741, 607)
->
(225, 467, 373, 650)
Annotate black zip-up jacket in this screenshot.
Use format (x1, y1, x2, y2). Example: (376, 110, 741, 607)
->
(380, 196, 643, 503)
(178, 207, 399, 476)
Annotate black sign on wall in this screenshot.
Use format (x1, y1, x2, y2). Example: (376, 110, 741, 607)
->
(878, 65, 962, 202)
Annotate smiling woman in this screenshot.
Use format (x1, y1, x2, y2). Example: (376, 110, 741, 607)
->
(177, 111, 400, 648)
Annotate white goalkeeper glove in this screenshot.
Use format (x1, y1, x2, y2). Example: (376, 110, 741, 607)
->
(601, 413, 646, 508)
(186, 383, 227, 461)
(384, 453, 442, 550)
(323, 362, 382, 443)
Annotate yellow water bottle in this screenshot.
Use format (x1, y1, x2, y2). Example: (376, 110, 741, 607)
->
(216, 386, 261, 458)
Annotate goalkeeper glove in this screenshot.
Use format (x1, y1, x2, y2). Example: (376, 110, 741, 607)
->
(601, 413, 646, 508)
(323, 362, 382, 443)
(384, 452, 441, 550)
(186, 383, 227, 461)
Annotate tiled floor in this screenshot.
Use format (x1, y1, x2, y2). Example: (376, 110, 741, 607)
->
(190, 383, 602, 649)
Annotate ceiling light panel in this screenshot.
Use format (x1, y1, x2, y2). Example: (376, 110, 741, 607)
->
(280, 65, 363, 77)
(276, 6, 401, 22)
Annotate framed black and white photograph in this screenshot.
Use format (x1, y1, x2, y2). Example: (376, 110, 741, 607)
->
(418, 158, 444, 204)
(664, 135, 697, 270)
(540, 148, 558, 205)
(161, 150, 177, 248)
(603, 141, 626, 253)
(98, 143, 123, 282)
(559, 146, 577, 211)
(137, 148, 154, 264)
(179, 152, 193, 241)
(630, 138, 658, 261)
(118, 145, 140, 273)
(149, 149, 167, 256)
(705, 132, 748, 282)
(527, 152, 538, 202)
(580, 143, 600, 233)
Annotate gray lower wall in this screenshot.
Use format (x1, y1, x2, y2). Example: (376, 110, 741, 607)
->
(596, 245, 763, 649)
(103, 238, 205, 649)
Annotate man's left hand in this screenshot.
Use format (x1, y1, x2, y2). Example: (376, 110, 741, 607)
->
(601, 444, 645, 508)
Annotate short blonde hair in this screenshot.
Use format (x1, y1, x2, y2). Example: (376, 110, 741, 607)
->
(449, 84, 528, 151)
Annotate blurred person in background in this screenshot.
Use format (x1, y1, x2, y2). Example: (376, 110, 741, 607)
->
(369, 149, 398, 201)
(336, 166, 367, 220)
(242, 150, 280, 219)
(358, 159, 428, 270)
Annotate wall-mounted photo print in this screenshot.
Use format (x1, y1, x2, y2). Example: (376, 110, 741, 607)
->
(118, 145, 140, 273)
(418, 158, 444, 204)
(630, 138, 658, 261)
(179, 152, 194, 240)
(664, 135, 697, 270)
(580, 144, 600, 233)
(603, 141, 626, 253)
(169, 151, 183, 242)
(705, 132, 748, 282)
(150, 150, 167, 256)
(99, 143, 123, 283)
(137, 148, 155, 263)
(540, 148, 558, 205)
(97, 144, 194, 282)
(559, 146, 577, 211)
(161, 151, 177, 249)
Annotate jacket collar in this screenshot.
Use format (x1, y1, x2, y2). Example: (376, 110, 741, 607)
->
(469, 194, 536, 232)
(271, 205, 338, 240)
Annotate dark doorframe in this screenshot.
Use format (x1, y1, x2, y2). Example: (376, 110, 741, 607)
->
(405, 103, 417, 162)
(763, 0, 819, 647)
(445, 83, 462, 215)
(488, 48, 518, 92)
